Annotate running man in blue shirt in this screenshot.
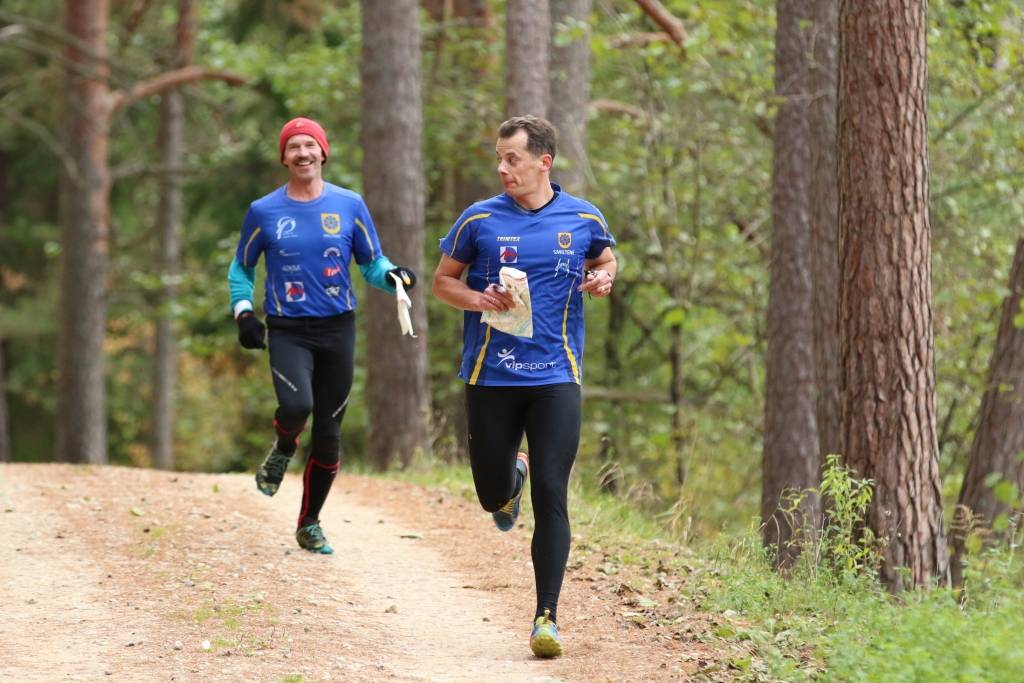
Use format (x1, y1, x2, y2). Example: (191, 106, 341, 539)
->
(228, 117, 415, 554)
(432, 116, 617, 658)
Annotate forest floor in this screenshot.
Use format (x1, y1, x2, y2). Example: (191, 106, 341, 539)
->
(0, 463, 744, 682)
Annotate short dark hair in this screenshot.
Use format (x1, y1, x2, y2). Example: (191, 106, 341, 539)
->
(498, 116, 557, 160)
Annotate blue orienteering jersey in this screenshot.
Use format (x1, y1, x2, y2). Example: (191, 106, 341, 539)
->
(439, 184, 616, 387)
(234, 183, 385, 317)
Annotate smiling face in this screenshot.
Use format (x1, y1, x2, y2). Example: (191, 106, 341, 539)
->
(282, 133, 324, 184)
(496, 129, 552, 202)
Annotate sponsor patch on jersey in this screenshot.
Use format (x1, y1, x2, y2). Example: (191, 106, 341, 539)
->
(323, 246, 342, 258)
(493, 346, 557, 372)
(321, 213, 341, 235)
(499, 245, 518, 264)
(282, 264, 301, 272)
(323, 266, 341, 277)
(325, 286, 342, 297)
(276, 216, 297, 240)
(285, 281, 306, 302)
(557, 232, 572, 249)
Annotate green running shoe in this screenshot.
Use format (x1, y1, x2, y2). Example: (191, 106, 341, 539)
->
(530, 608, 563, 658)
(296, 523, 333, 554)
(493, 451, 529, 532)
(255, 445, 292, 497)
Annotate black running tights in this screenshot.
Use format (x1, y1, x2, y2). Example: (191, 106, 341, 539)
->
(465, 382, 581, 623)
(267, 313, 355, 528)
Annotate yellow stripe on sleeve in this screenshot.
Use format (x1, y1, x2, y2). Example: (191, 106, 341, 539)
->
(354, 217, 377, 259)
(449, 213, 491, 255)
(242, 227, 262, 265)
(577, 212, 609, 240)
(468, 325, 492, 385)
(561, 279, 581, 384)
(271, 275, 282, 315)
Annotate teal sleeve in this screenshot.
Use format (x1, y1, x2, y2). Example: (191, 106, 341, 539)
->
(359, 254, 399, 293)
(228, 257, 256, 312)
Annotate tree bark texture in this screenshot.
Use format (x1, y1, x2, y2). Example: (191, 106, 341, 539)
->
(950, 238, 1024, 585)
(361, 0, 431, 470)
(151, 0, 195, 471)
(761, 0, 820, 568)
(0, 340, 9, 462)
(506, 0, 550, 118)
(838, 0, 949, 589)
(58, 0, 111, 464)
(809, 0, 841, 459)
(548, 0, 591, 196)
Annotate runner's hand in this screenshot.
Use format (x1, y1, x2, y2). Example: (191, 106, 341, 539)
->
(388, 266, 417, 290)
(478, 283, 516, 312)
(580, 269, 614, 297)
(236, 311, 266, 349)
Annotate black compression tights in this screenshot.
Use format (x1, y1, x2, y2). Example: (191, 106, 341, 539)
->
(465, 382, 581, 623)
(267, 313, 355, 529)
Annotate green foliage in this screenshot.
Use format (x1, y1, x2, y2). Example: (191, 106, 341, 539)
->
(703, 461, 1024, 682)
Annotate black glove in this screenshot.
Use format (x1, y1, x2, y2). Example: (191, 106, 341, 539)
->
(236, 311, 266, 349)
(388, 266, 417, 291)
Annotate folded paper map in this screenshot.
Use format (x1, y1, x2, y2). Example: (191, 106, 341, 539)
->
(481, 266, 533, 338)
(390, 272, 416, 337)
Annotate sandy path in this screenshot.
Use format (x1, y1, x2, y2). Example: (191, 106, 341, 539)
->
(0, 464, 706, 682)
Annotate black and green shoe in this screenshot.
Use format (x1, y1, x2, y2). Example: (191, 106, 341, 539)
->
(255, 445, 292, 497)
(296, 523, 334, 554)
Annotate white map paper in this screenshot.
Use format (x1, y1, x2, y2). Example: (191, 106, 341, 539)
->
(481, 266, 533, 338)
(390, 272, 416, 337)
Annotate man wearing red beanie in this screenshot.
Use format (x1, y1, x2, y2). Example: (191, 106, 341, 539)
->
(227, 116, 417, 554)
(278, 117, 329, 163)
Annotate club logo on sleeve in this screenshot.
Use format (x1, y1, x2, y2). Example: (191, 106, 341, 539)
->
(285, 281, 306, 302)
(557, 232, 572, 249)
(321, 213, 341, 235)
(499, 245, 518, 264)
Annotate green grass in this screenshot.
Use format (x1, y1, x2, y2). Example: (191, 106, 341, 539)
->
(384, 456, 1024, 682)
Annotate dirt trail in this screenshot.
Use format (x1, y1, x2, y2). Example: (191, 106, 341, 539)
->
(0, 464, 708, 682)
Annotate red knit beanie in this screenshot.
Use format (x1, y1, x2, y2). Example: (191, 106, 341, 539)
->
(279, 117, 329, 163)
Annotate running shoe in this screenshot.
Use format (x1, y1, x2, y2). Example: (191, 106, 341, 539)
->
(530, 608, 563, 658)
(295, 523, 334, 554)
(255, 445, 292, 497)
(493, 451, 529, 532)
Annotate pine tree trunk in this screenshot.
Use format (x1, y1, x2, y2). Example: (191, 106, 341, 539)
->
(548, 0, 591, 195)
(838, 0, 948, 589)
(506, 0, 550, 117)
(361, 0, 430, 470)
(809, 0, 841, 459)
(761, 0, 820, 569)
(58, 0, 111, 464)
(950, 237, 1024, 585)
(0, 340, 9, 462)
(151, 0, 195, 471)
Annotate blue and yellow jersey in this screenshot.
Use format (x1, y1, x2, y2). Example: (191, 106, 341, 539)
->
(439, 184, 616, 387)
(233, 183, 385, 317)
